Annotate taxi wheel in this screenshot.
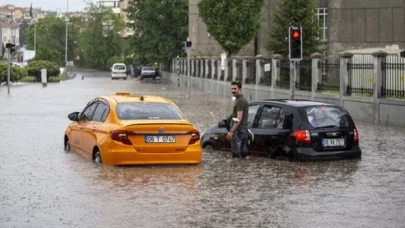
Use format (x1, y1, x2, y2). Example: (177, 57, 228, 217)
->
(93, 150, 102, 164)
(203, 144, 214, 152)
(65, 140, 70, 153)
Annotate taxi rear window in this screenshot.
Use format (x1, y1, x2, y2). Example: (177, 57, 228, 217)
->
(113, 65, 126, 70)
(116, 103, 184, 120)
(300, 106, 353, 128)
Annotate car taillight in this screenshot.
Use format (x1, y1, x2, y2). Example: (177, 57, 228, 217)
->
(188, 130, 200, 145)
(110, 130, 132, 145)
(354, 129, 359, 142)
(294, 130, 311, 144)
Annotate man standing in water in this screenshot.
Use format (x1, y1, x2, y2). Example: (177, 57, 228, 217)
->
(226, 81, 249, 159)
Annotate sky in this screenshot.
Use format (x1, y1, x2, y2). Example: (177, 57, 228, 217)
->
(1, 0, 95, 12)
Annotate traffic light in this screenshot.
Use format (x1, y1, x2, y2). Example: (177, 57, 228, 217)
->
(289, 27, 302, 60)
(6, 43, 16, 54)
(186, 41, 192, 48)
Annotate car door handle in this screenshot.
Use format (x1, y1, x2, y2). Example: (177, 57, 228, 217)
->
(92, 126, 97, 131)
(79, 126, 84, 130)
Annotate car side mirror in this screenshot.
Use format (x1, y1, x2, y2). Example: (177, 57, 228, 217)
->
(68, 112, 80, 121)
(218, 119, 228, 128)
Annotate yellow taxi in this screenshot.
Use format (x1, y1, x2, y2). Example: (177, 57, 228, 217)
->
(64, 92, 201, 165)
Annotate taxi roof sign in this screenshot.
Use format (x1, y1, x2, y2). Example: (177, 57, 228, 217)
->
(115, 92, 131, 96)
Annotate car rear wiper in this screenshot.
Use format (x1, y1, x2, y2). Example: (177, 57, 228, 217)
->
(313, 125, 340, 129)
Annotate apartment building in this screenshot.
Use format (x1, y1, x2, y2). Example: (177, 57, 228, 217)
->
(189, 0, 405, 57)
(0, 19, 19, 46)
(98, 0, 133, 37)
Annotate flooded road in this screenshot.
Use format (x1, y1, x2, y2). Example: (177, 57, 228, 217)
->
(1, 70, 404, 228)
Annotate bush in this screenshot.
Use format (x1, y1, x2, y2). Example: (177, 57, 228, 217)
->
(25, 60, 60, 82)
(107, 56, 123, 70)
(0, 61, 28, 83)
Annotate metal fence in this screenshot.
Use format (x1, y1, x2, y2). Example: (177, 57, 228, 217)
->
(245, 59, 255, 84)
(276, 59, 290, 89)
(382, 55, 405, 98)
(348, 54, 374, 95)
(259, 59, 272, 86)
(296, 59, 312, 91)
(318, 58, 340, 92)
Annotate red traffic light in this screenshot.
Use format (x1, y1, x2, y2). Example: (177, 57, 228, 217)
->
(292, 30, 300, 39)
(186, 41, 192, 47)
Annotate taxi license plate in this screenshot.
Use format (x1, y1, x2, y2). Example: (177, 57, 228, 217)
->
(145, 136, 175, 143)
(322, 138, 345, 147)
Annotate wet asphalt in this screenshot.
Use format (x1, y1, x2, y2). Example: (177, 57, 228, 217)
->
(0, 70, 404, 228)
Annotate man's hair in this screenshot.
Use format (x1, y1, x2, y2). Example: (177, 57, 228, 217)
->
(231, 81, 242, 89)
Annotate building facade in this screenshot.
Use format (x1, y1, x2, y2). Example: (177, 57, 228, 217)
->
(98, 0, 133, 37)
(189, 0, 405, 57)
(0, 19, 19, 46)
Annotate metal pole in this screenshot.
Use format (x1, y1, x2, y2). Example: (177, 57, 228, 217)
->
(187, 37, 191, 99)
(7, 47, 10, 95)
(290, 60, 295, 99)
(65, 0, 68, 71)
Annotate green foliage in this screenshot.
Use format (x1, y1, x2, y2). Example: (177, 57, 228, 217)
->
(26, 16, 80, 64)
(107, 56, 124, 69)
(32, 48, 63, 65)
(78, 5, 125, 69)
(0, 62, 28, 83)
(265, 0, 322, 57)
(198, 0, 266, 57)
(25, 60, 60, 81)
(126, 0, 188, 65)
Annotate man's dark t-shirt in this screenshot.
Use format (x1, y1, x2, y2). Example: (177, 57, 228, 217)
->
(232, 94, 248, 129)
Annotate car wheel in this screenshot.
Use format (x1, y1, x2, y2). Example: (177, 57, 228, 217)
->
(203, 144, 215, 152)
(93, 150, 102, 164)
(65, 139, 70, 153)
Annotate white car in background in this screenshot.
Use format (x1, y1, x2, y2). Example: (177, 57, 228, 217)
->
(111, 63, 127, 80)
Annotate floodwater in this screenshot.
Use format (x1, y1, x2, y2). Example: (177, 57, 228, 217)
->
(0, 70, 404, 228)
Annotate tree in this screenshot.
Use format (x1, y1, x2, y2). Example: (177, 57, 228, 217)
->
(198, 0, 266, 57)
(126, 0, 188, 65)
(78, 4, 125, 69)
(19, 20, 29, 46)
(26, 16, 80, 65)
(265, 0, 322, 57)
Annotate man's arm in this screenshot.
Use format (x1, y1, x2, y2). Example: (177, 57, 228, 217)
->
(229, 111, 243, 133)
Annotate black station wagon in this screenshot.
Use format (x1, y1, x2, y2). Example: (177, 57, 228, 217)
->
(201, 100, 361, 161)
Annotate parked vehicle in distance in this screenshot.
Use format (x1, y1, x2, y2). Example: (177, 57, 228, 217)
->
(111, 63, 127, 80)
(64, 91, 202, 166)
(140, 67, 159, 81)
(201, 100, 361, 161)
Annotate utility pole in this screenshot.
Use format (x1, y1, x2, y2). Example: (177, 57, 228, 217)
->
(7, 47, 10, 95)
(34, 22, 36, 52)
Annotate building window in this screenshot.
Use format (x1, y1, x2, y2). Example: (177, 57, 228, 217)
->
(316, 8, 328, 41)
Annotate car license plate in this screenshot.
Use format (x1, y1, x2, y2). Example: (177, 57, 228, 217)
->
(145, 135, 175, 143)
(322, 138, 345, 147)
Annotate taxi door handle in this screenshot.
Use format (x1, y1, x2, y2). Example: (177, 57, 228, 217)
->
(92, 126, 97, 131)
(79, 126, 84, 130)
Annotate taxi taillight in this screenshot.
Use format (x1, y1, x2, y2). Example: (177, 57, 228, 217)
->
(188, 130, 200, 145)
(354, 129, 359, 142)
(294, 130, 311, 144)
(110, 130, 132, 145)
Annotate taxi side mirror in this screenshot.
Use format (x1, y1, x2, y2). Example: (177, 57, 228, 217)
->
(68, 112, 80, 121)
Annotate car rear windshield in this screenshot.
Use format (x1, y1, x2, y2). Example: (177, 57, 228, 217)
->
(114, 65, 126, 70)
(142, 67, 154, 71)
(300, 106, 354, 128)
(116, 103, 184, 120)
